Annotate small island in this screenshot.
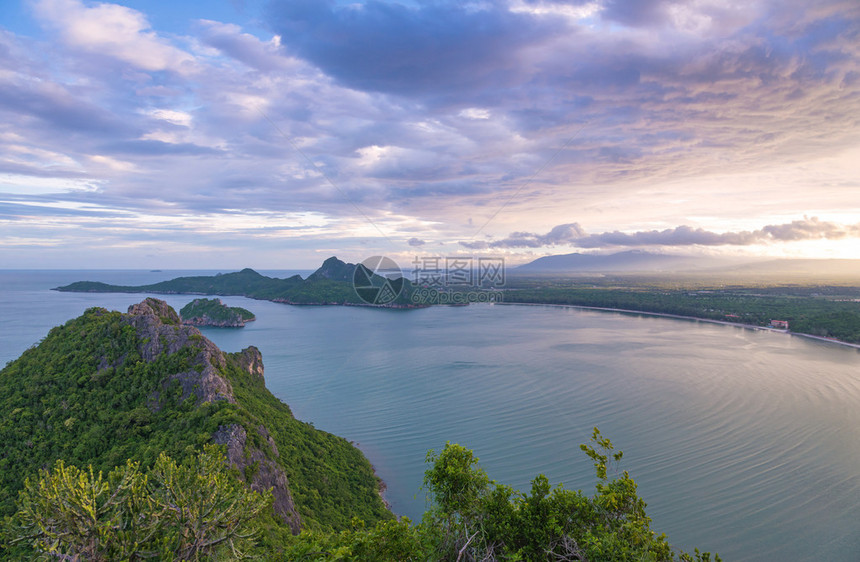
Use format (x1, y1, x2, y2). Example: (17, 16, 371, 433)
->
(180, 298, 255, 327)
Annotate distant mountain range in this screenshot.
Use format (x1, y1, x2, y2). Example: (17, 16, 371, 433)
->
(515, 250, 700, 273)
(514, 250, 860, 278)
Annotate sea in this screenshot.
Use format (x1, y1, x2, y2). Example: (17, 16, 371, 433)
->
(2, 270, 860, 561)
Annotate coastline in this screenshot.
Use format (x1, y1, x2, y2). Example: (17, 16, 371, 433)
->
(355, 447, 394, 515)
(47, 275, 860, 350)
(497, 301, 860, 350)
(376, 477, 392, 512)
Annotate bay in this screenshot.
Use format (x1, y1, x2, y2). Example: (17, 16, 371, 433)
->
(1, 270, 860, 560)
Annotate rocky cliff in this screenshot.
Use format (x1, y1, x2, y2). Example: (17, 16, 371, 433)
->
(0, 298, 391, 536)
(123, 298, 300, 530)
(126, 298, 236, 406)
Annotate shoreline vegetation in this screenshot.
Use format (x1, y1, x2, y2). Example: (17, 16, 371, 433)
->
(497, 301, 860, 350)
(499, 277, 860, 347)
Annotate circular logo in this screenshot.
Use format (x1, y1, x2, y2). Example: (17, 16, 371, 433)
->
(353, 256, 405, 305)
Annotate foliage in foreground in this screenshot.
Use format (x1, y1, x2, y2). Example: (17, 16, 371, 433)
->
(283, 428, 720, 561)
(4, 445, 270, 561)
(3, 429, 719, 561)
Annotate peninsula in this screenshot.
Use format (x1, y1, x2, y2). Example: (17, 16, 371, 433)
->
(54, 257, 417, 307)
(0, 298, 391, 558)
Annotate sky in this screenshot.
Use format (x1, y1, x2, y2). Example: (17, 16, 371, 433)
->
(0, 0, 859, 269)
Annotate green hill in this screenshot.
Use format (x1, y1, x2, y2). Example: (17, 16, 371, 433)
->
(180, 298, 255, 327)
(0, 298, 390, 557)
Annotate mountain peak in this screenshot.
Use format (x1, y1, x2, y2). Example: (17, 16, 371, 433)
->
(128, 297, 181, 324)
(309, 256, 356, 282)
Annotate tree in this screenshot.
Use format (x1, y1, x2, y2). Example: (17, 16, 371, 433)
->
(423, 443, 491, 519)
(5, 445, 271, 561)
(149, 445, 271, 560)
(6, 458, 153, 561)
(417, 429, 721, 562)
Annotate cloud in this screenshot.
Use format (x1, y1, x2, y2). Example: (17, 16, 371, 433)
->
(106, 140, 222, 156)
(575, 219, 860, 248)
(461, 218, 860, 249)
(1, 0, 859, 267)
(267, 0, 559, 96)
(145, 109, 193, 128)
(32, 0, 195, 73)
(0, 77, 125, 134)
(602, 0, 668, 27)
(407, 237, 426, 247)
(760, 218, 860, 242)
(195, 20, 291, 72)
(260, 0, 860, 215)
(460, 223, 584, 249)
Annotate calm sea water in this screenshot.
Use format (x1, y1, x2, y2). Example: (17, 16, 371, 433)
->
(2, 270, 860, 561)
